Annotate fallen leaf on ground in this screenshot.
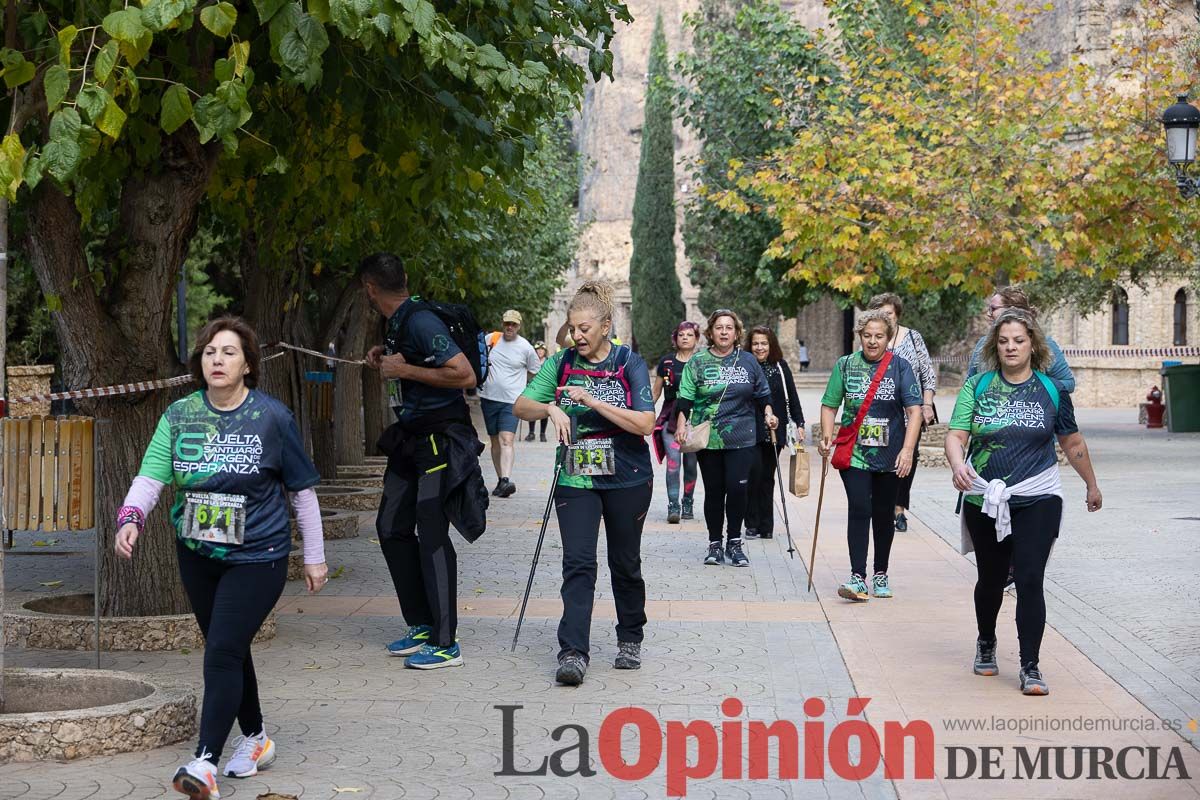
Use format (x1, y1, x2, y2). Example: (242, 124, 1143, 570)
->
(180, 648, 191, 655)
(329, 565, 345, 579)
(38, 580, 63, 588)
(257, 794, 299, 800)
(32, 539, 59, 547)
(303, 664, 323, 670)
(333, 789, 364, 794)
(474, 588, 484, 594)
(368, 538, 380, 544)
(463, 605, 475, 611)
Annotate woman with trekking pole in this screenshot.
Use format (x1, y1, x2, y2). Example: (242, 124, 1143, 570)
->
(113, 316, 327, 800)
(817, 309, 922, 602)
(744, 325, 804, 540)
(946, 308, 1101, 696)
(513, 280, 656, 686)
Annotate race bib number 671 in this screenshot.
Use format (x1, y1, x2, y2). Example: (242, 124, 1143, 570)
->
(182, 491, 247, 545)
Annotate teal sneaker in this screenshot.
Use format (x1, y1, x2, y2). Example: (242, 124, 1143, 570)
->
(837, 574, 870, 602)
(872, 573, 893, 599)
(404, 642, 463, 670)
(387, 624, 432, 657)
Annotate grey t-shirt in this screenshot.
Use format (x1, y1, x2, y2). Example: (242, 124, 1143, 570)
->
(479, 334, 541, 404)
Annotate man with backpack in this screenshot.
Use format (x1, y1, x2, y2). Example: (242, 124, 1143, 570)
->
(359, 253, 488, 670)
(480, 310, 542, 498)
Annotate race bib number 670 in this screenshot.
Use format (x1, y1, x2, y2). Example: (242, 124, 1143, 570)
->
(857, 417, 889, 448)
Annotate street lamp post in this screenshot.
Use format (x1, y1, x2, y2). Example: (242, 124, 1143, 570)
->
(1161, 93, 1200, 199)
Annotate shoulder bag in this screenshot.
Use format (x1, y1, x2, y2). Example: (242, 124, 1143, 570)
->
(680, 351, 731, 453)
(831, 352, 894, 471)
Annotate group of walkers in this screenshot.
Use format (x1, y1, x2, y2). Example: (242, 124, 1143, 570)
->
(108, 257, 1102, 798)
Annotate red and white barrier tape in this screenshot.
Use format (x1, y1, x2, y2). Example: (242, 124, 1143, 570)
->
(0, 344, 360, 406)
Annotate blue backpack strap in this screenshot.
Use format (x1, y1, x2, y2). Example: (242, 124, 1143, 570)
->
(974, 370, 997, 398)
(1033, 370, 1060, 410)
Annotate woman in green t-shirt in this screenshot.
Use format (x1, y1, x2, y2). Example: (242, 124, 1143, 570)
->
(817, 310, 923, 602)
(675, 310, 777, 568)
(515, 281, 656, 686)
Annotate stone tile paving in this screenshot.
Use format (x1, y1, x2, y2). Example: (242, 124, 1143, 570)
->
(2, 432, 889, 800)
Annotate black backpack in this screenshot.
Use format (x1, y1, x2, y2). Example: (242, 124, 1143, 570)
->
(391, 296, 490, 387)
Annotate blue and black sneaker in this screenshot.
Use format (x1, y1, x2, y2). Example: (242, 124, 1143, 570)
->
(387, 624, 432, 657)
(405, 642, 463, 670)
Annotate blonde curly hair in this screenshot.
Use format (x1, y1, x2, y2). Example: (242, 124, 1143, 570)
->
(568, 280, 615, 325)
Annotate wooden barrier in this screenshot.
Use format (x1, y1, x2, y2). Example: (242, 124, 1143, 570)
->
(1, 417, 98, 544)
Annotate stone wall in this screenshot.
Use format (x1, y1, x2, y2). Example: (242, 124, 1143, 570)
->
(793, 297, 849, 371)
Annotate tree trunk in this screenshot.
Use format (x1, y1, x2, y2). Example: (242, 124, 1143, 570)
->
(24, 127, 218, 617)
(362, 314, 388, 456)
(333, 296, 369, 466)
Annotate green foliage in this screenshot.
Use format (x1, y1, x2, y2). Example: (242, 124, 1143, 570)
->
(676, 0, 836, 324)
(170, 225, 237, 353)
(4, 254, 58, 367)
(628, 16, 684, 365)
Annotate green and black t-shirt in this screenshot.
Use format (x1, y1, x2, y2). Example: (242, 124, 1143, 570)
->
(521, 345, 655, 490)
(138, 390, 321, 562)
(820, 352, 922, 472)
(677, 348, 771, 451)
(950, 371, 1077, 508)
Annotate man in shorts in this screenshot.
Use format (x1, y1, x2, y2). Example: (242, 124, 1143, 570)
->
(479, 310, 541, 497)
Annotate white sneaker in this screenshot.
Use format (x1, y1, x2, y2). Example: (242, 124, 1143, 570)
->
(172, 751, 221, 799)
(222, 730, 276, 778)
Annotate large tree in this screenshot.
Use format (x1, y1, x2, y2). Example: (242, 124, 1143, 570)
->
(676, 0, 834, 324)
(628, 15, 683, 364)
(722, 0, 1200, 300)
(0, 0, 630, 616)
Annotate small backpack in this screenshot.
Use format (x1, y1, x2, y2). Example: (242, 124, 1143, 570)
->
(392, 297, 490, 387)
(555, 345, 634, 407)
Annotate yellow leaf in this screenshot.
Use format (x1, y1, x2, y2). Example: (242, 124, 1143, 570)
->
(347, 134, 368, 159)
(397, 151, 420, 175)
(229, 41, 250, 77)
(467, 169, 485, 191)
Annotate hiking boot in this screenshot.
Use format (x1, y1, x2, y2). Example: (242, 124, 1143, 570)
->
(614, 641, 641, 670)
(1019, 663, 1049, 696)
(540, 432, 547, 442)
(974, 638, 999, 676)
(667, 502, 681, 524)
(404, 642, 464, 670)
(871, 573, 893, 599)
(172, 752, 220, 799)
(837, 574, 870, 602)
(525, 432, 536, 442)
(223, 731, 275, 778)
(743, 527, 760, 539)
(387, 624, 432, 657)
(704, 542, 724, 566)
(681, 499, 694, 520)
(726, 538, 749, 567)
(495, 478, 516, 498)
(895, 512, 908, 532)
(556, 650, 588, 685)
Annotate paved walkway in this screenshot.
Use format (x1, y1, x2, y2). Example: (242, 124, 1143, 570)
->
(2, 400, 1198, 799)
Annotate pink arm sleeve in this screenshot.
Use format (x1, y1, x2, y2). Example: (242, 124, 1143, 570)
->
(290, 488, 326, 565)
(121, 476, 166, 514)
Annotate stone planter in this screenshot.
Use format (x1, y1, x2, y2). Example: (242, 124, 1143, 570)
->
(327, 476, 384, 490)
(0, 668, 195, 763)
(4, 594, 275, 651)
(314, 485, 382, 512)
(290, 508, 359, 541)
(919, 423, 950, 449)
(6, 365, 55, 417)
(336, 463, 385, 479)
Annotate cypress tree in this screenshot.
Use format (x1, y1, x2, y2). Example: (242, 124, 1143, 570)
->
(628, 15, 685, 365)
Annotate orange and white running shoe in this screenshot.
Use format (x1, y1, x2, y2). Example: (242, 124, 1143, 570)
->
(172, 751, 221, 799)
(223, 730, 276, 778)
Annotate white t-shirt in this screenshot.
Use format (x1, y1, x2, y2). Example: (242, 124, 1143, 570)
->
(479, 334, 542, 404)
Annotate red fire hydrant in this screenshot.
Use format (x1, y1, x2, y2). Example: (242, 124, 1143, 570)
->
(1146, 386, 1165, 429)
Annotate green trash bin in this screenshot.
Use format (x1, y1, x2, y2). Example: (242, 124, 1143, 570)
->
(1163, 364, 1200, 432)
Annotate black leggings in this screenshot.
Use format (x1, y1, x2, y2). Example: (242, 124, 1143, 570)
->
(696, 447, 757, 544)
(554, 481, 653, 659)
(839, 468, 899, 577)
(964, 497, 1061, 667)
(177, 542, 287, 764)
(745, 441, 783, 536)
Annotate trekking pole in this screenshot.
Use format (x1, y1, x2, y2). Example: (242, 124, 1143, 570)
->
(769, 429, 796, 559)
(511, 429, 568, 653)
(807, 454, 830, 593)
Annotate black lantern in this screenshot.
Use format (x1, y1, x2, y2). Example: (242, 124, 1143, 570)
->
(1162, 93, 1200, 198)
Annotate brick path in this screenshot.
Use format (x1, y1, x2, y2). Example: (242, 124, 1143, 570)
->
(2, 400, 1198, 799)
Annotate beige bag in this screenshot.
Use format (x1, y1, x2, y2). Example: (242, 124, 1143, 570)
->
(790, 442, 811, 497)
(679, 420, 711, 454)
